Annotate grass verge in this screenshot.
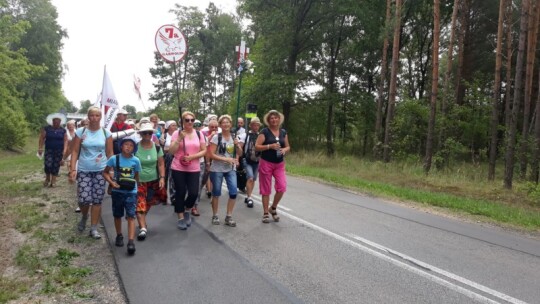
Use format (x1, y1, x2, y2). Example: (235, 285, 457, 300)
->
(287, 151, 540, 231)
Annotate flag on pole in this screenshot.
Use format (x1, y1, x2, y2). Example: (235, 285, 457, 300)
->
(101, 66, 119, 130)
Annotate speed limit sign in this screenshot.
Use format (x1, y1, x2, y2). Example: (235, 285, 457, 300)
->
(155, 25, 188, 63)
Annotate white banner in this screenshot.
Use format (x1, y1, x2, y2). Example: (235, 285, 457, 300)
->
(101, 67, 119, 109)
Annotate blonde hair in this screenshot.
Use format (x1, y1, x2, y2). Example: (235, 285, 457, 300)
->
(87, 106, 101, 116)
(218, 114, 232, 125)
(182, 111, 195, 120)
(149, 113, 159, 120)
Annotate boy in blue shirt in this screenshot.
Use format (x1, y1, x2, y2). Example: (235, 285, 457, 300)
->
(103, 138, 141, 255)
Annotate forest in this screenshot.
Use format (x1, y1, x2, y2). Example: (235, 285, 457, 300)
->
(2, 0, 540, 191)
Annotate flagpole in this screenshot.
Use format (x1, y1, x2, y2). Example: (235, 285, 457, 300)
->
(172, 56, 183, 129)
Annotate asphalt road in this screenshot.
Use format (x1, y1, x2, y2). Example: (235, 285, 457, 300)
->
(101, 175, 540, 304)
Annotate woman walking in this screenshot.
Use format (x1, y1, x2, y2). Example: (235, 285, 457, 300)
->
(208, 115, 242, 227)
(255, 110, 290, 223)
(38, 113, 68, 187)
(161, 120, 177, 205)
(69, 106, 113, 239)
(168, 112, 206, 230)
(134, 123, 166, 240)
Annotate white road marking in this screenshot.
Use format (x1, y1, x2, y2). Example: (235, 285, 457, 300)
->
(220, 185, 526, 302)
(348, 234, 528, 304)
(278, 210, 525, 304)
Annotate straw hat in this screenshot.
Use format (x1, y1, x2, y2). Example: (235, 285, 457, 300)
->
(138, 122, 155, 133)
(263, 110, 284, 126)
(46, 113, 67, 126)
(249, 117, 262, 126)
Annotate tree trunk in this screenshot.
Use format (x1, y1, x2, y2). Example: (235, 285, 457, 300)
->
(519, 1, 539, 178)
(326, 16, 345, 157)
(530, 5, 540, 182)
(375, 0, 393, 144)
(455, 0, 469, 106)
(442, 0, 460, 114)
(383, 0, 402, 163)
(424, 0, 441, 174)
(504, 0, 514, 133)
(488, 0, 507, 181)
(505, 0, 529, 189)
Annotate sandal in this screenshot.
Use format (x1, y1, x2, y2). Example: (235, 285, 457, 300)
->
(262, 213, 270, 223)
(269, 206, 280, 222)
(43, 180, 50, 187)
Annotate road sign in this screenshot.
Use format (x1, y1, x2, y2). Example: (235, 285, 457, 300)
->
(155, 25, 188, 63)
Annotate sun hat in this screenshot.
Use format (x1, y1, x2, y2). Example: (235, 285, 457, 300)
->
(120, 137, 138, 154)
(263, 110, 284, 126)
(139, 117, 151, 123)
(158, 120, 166, 126)
(138, 122, 155, 133)
(117, 109, 128, 115)
(165, 120, 177, 129)
(194, 119, 202, 127)
(249, 117, 262, 126)
(46, 113, 67, 126)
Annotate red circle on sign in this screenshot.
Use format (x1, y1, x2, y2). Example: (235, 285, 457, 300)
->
(155, 24, 188, 63)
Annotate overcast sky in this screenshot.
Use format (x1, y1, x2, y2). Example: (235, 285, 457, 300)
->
(51, 0, 236, 112)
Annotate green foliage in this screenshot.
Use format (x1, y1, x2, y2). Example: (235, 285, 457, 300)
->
(0, 278, 28, 303)
(391, 99, 429, 159)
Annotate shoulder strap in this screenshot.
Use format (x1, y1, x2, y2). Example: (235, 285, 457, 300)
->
(115, 155, 120, 180)
(218, 133, 222, 147)
(196, 130, 201, 140)
(155, 143, 161, 153)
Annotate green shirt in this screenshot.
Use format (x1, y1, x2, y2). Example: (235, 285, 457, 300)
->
(135, 143, 164, 182)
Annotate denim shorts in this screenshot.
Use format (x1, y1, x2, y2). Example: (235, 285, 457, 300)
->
(209, 170, 237, 198)
(242, 158, 259, 181)
(111, 191, 137, 218)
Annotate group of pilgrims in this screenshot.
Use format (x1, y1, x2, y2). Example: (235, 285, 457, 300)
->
(38, 107, 290, 255)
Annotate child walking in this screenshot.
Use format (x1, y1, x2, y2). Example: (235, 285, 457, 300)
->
(103, 138, 141, 255)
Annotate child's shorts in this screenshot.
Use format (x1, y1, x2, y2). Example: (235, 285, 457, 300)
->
(111, 191, 137, 218)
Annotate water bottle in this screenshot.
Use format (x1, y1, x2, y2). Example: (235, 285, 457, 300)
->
(275, 136, 282, 158)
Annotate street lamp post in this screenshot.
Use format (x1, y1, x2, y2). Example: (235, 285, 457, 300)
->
(234, 40, 250, 138)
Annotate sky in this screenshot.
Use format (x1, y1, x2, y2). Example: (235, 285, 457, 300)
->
(51, 0, 236, 113)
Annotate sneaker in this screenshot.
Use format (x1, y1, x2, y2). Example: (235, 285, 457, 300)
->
(211, 215, 220, 225)
(115, 235, 124, 247)
(244, 197, 249, 204)
(184, 212, 192, 227)
(177, 219, 187, 230)
(206, 191, 211, 198)
(127, 242, 136, 255)
(77, 216, 88, 232)
(247, 199, 254, 208)
(137, 228, 147, 241)
(191, 207, 200, 216)
(75, 207, 81, 213)
(224, 216, 236, 227)
(89, 229, 101, 239)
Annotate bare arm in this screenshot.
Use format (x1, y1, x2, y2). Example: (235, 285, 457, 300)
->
(69, 136, 81, 183)
(38, 128, 46, 155)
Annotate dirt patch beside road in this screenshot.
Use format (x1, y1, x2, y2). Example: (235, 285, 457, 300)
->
(0, 170, 126, 303)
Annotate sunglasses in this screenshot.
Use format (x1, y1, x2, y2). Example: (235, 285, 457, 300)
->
(140, 131, 153, 135)
(184, 118, 195, 123)
(194, 123, 201, 127)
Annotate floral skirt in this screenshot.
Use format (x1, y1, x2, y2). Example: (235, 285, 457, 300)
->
(44, 149, 63, 176)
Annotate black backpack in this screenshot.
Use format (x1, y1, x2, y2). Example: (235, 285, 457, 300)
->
(244, 132, 260, 164)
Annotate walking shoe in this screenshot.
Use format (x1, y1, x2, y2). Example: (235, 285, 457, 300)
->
(89, 229, 101, 239)
(211, 215, 220, 225)
(177, 219, 187, 230)
(247, 199, 254, 208)
(184, 212, 192, 227)
(75, 207, 81, 213)
(137, 228, 147, 241)
(206, 191, 211, 198)
(127, 242, 136, 255)
(224, 216, 236, 227)
(262, 213, 270, 223)
(244, 197, 249, 204)
(77, 216, 88, 232)
(191, 207, 200, 216)
(115, 234, 124, 247)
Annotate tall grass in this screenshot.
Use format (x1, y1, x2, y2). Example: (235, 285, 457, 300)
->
(286, 151, 540, 230)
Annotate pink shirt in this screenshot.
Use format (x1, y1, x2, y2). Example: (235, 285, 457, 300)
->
(170, 130, 205, 172)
